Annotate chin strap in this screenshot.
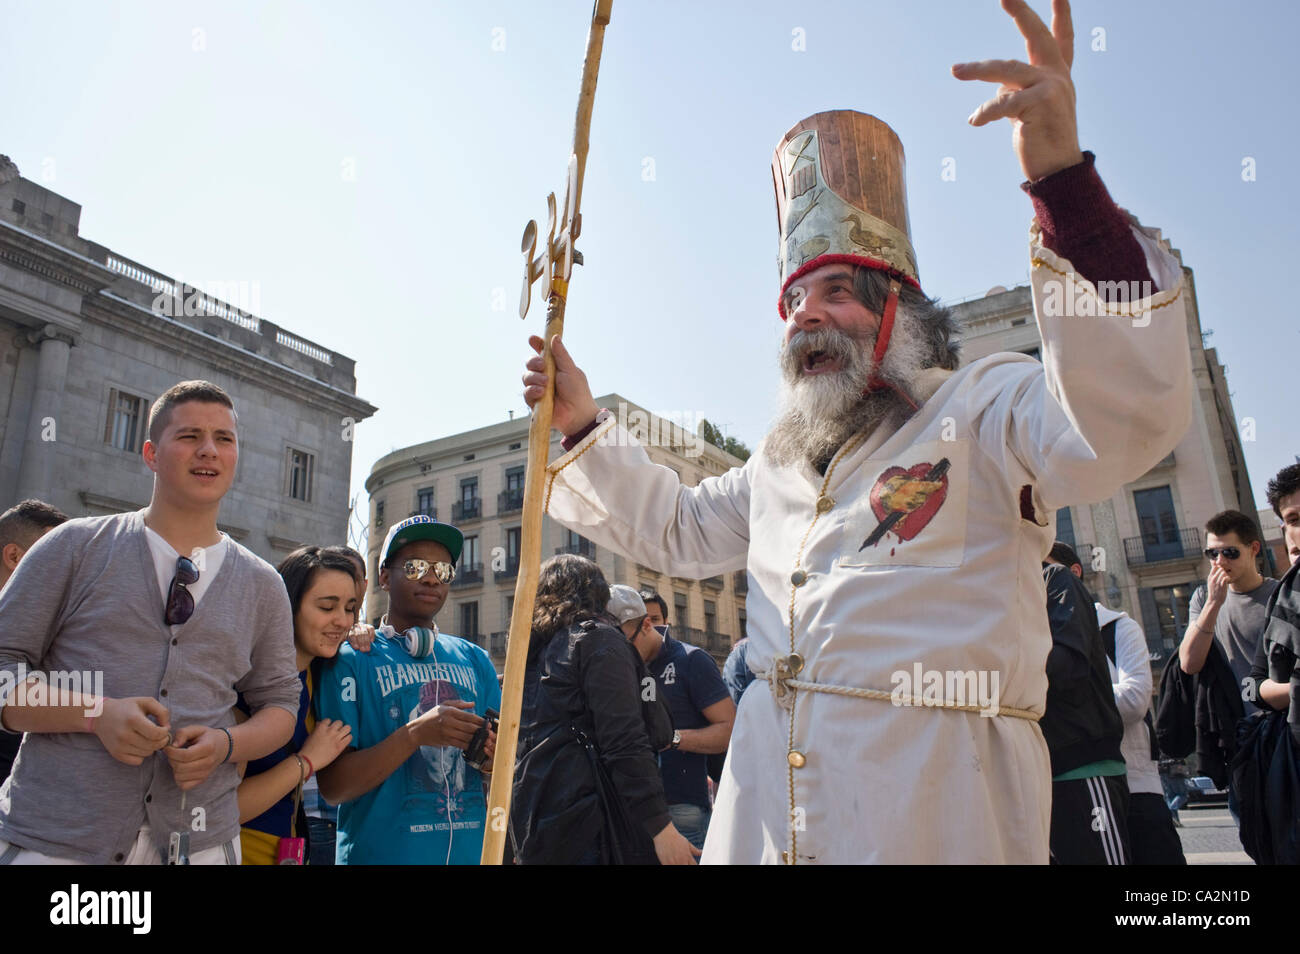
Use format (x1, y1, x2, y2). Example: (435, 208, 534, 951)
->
(865, 280, 918, 411)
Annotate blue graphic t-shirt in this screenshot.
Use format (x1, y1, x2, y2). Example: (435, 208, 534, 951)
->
(317, 627, 501, 865)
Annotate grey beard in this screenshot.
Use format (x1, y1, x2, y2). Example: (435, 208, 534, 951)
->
(763, 306, 937, 470)
(764, 386, 910, 471)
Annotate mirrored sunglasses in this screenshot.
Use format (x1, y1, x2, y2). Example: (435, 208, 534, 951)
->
(1204, 547, 1242, 561)
(403, 558, 455, 584)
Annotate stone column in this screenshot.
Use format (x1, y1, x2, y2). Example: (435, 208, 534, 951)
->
(14, 324, 75, 502)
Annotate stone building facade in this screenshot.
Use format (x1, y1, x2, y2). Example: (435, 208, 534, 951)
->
(365, 394, 748, 670)
(0, 157, 376, 563)
(951, 242, 1260, 672)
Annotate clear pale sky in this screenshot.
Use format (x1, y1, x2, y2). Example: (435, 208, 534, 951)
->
(3, 1, 1294, 538)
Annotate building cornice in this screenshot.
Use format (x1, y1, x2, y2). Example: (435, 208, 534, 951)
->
(0, 220, 117, 295)
(85, 294, 377, 420)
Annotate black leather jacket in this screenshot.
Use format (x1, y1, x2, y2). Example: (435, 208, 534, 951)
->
(509, 616, 673, 864)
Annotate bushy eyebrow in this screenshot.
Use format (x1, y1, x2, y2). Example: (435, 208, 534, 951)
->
(816, 271, 854, 285)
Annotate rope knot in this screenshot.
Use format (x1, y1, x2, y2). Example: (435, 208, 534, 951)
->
(765, 656, 797, 710)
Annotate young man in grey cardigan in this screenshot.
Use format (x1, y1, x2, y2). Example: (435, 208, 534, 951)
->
(0, 380, 301, 864)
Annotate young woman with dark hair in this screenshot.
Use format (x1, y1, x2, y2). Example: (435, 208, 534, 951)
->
(510, 554, 698, 865)
(235, 546, 357, 864)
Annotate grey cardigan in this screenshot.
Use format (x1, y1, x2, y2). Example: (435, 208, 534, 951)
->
(0, 510, 299, 863)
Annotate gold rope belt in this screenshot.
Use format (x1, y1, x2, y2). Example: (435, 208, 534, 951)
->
(758, 655, 1041, 722)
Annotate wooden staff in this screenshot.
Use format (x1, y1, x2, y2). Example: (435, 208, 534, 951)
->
(481, 0, 614, 866)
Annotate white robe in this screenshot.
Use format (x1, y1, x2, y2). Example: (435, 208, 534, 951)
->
(544, 221, 1192, 863)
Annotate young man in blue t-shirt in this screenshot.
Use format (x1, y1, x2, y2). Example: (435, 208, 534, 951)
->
(317, 516, 500, 865)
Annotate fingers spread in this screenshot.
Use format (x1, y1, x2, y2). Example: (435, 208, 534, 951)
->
(969, 83, 1050, 127)
(968, 90, 1017, 127)
(1051, 0, 1075, 69)
(1001, 0, 1060, 66)
(952, 58, 1039, 88)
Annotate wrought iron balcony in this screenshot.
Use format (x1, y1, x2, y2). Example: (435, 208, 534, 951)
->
(1123, 527, 1202, 568)
(451, 498, 481, 522)
(498, 488, 524, 516)
(409, 507, 437, 520)
(675, 625, 730, 655)
(555, 541, 596, 559)
(496, 556, 520, 580)
(451, 562, 484, 587)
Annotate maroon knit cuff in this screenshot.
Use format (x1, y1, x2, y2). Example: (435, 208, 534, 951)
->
(561, 410, 605, 452)
(1022, 151, 1155, 289)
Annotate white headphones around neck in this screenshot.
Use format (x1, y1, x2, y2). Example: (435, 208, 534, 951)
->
(381, 617, 439, 658)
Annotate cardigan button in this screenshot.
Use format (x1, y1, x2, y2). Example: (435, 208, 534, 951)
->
(790, 569, 807, 586)
(788, 750, 807, 769)
(787, 653, 804, 674)
(815, 495, 834, 514)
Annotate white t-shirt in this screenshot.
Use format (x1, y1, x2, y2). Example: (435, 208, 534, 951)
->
(144, 525, 229, 625)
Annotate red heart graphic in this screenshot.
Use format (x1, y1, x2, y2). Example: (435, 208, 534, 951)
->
(868, 462, 949, 543)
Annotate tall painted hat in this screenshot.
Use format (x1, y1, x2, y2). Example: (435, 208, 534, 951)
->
(772, 110, 921, 319)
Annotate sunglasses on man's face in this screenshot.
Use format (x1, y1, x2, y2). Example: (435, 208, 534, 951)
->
(165, 555, 199, 625)
(1204, 547, 1242, 561)
(402, 559, 455, 584)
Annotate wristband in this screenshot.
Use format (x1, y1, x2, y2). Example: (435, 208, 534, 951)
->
(219, 726, 234, 764)
(293, 754, 306, 784)
(300, 753, 315, 782)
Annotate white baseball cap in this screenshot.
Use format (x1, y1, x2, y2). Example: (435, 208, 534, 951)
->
(606, 584, 647, 625)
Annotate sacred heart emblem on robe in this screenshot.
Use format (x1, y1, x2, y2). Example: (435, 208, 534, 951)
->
(861, 458, 951, 550)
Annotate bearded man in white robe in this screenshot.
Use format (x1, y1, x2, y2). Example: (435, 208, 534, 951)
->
(521, 0, 1192, 863)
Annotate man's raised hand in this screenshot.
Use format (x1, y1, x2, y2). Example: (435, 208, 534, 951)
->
(523, 334, 599, 437)
(952, 0, 1082, 181)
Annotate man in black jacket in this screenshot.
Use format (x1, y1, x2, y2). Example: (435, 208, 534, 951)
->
(1043, 544, 1130, 864)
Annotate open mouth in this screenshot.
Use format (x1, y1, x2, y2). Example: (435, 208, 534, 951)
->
(803, 350, 840, 375)
(191, 468, 219, 479)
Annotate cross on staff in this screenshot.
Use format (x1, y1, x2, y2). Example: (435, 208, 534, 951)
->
(480, 0, 614, 866)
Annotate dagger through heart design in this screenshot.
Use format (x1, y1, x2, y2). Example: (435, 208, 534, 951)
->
(860, 458, 951, 551)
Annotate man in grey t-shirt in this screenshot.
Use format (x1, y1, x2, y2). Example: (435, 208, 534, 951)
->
(1178, 510, 1276, 824)
(1179, 510, 1278, 691)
